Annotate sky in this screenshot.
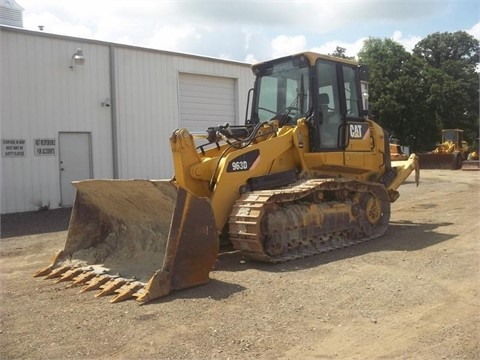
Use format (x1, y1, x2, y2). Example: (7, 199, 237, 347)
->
(16, 0, 480, 64)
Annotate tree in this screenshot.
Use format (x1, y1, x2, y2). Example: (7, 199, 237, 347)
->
(387, 56, 439, 150)
(329, 46, 355, 60)
(413, 31, 479, 67)
(357, 38, 431, 149)
(358, 32, 479, 151)
(413, 31, 479, 144)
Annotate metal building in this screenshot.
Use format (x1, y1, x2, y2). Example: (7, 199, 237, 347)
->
(0, 25, 254, 214)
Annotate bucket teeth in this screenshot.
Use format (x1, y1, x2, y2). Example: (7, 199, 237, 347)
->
(33, 250, 64, 277)
(33, 266, 53, 277)
(80, 275, 111, 293)
(95, 279, 127, 297)
(67, 272, 97, 288)
(54, 268, 85, 283)
(44, 265, 71, 279)
(110, 283, 144, 303)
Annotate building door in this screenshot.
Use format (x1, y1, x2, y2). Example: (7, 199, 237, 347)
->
(59, 132, 92, 206)
(178, 73, 237, 131)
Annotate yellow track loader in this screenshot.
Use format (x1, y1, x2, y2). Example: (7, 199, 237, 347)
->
(418, 129, 468, 169)
(35, 52, 419, 304)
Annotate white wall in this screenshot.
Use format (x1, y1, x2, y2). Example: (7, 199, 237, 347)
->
(1, 27, 113, 213)
(0, 26, 255, 213)
(113, 47, 253, 179)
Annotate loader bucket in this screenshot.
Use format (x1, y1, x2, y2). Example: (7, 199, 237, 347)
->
(462, 160, 480, 171)
(34, 179, 219, 304)
(417, 152, 462, 170)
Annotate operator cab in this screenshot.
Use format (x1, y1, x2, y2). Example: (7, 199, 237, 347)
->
(249, 52, 366, 152)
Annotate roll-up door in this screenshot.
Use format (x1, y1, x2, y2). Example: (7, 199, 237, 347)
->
(179, 73, 237, 132)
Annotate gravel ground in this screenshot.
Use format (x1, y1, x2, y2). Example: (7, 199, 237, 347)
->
(0, 169, 479, 360)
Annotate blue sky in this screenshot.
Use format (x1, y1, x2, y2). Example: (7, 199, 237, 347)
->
(17, 0, 480, 63)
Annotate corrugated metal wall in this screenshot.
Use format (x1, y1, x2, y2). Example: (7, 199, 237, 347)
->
(113, 47, 253, 179)
(0, 26, 254, 213)
(1, 28, 113, 213)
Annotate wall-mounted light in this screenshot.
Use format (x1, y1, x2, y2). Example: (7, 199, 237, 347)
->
(69, 48, 85, 70)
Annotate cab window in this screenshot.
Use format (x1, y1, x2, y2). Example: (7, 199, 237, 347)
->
(343, 66, 360, 117)
(316, 60, 341, 149)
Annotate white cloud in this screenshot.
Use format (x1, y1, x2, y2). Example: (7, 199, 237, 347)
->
(271, 35, 307, 58)
(242, 28, 253, 51)
(145, 24, 201, 52)
(23, 10, 93, 38)
(391, 31, 423, 52)
(20, 0, 446, 41)
(17, 0, 477, 63)
(245, 53, 259, 64)
(310, 38, 368, 59)
(467, 22, 480, 40)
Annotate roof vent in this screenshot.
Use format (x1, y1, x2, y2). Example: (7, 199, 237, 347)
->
(0, 0, 24, 28)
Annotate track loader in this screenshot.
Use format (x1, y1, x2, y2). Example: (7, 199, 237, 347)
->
(35, 52, 419, 304)
(418, 129, 468, 169)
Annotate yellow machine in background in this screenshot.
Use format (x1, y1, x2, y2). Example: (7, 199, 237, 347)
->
(462, 137, 480, 171)
(467, 150, 479, 160)
(434, 129, 468, 154)
(35, 52, 418, 304)
(418, 129, 468, 169)
(389, 136, 408, 161)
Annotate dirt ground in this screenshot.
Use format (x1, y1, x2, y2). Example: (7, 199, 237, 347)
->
(0, 170, 479, 360)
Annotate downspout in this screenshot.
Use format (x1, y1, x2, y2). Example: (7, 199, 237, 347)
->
(109, 45, 119, 178)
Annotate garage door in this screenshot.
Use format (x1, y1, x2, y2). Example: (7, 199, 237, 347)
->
(179, 73, 237, 132)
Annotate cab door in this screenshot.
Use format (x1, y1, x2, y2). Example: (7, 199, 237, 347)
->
(314, 60, 343, 151)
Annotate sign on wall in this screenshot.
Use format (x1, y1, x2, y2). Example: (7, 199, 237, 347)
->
(34, 138, 56, 156)
(2, 139, 26, 157)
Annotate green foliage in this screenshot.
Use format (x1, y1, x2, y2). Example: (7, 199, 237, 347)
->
(357, 31, 479, 151)
(413, 31, 479, 67)
(329, 46, 355, 60)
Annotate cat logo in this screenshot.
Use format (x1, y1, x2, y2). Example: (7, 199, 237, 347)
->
(350, 124, 363, 139)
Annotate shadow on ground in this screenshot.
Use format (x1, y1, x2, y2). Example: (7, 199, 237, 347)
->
(147, 220, 456, 304)
(214, 220, 456, 273)
(0, 208, 72, 238)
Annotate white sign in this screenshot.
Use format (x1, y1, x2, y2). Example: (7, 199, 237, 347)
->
(34, 138, 56, 156)
(2, 139, 26, 157)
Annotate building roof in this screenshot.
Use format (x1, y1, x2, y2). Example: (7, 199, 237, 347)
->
(0, 0, 24, 11)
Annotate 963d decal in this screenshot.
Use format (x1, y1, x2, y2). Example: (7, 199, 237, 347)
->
(227, 149, 260, 172)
